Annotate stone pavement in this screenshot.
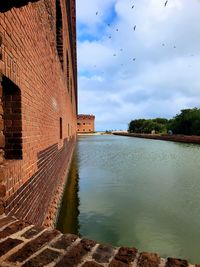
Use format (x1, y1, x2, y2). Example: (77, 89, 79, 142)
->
(0, 215, 197, 267)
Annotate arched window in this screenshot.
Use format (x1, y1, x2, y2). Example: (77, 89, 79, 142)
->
(56, 0, 63, 69)
(1, 77, 22, 159)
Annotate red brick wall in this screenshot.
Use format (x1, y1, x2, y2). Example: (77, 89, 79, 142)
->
(0, 0, 77, 225)
(77, 115, 95, 133)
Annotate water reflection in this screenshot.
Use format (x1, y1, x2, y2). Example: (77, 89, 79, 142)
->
(56, 155, 80, 234)
(57, 135, 200, 263)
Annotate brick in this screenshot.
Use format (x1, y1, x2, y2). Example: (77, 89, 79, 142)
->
(0, 0, 77, 228)
(137, 252, 160, 267)
(22, 226, 44, 239)
(55, 238, 96, 267)
(22, 248, 61, 267)
(0, 199, 5, 215)
(82, 261, 104, 267)
(109, 247, 138, 267)
(77, 115, 95, 133)
(0, 133, 5, 148)
(109, 259, 129, 267)
(0, 216, 15, 228)
(8, 230, 60, 263)
(0, 184, 6, 197)
(166, 258, 188, 267)
(0, 104, 3, 115)
(51, 233, 78, 250)
(0, 238, 23, 257)
(0, 221, 30, 239)
(0, 118, 3, 131)
(0, 152, 4, 164)
(93, 244, 115, 264)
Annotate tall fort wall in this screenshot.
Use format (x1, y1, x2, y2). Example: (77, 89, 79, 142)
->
(0, 0, 77, 225)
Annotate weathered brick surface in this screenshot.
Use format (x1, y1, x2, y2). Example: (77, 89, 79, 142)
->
(8, 229, 60, 262)
(22, 248, 61, 267)
(0, 220, 29, 239)
(55, 239, 96, 267)
(109, 247, 138, 267)
(77, 114, 95, 133)
(51, 233, 78, 250)
(0, 0, 77, 226)
(137, 252, 160, 267)
(0, 238, 23, 256)
(21, 226, 44, 239)
(0, 199, 5, 215)
(82, 261, 104, 267)
(0, 184, 6, 197)
(93, 244, 115, 264)
(166, 258, 188, 267)
(0, 215, 197, 267)
(0, 215, 15, 228)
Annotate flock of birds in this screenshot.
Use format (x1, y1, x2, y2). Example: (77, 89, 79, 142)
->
(92, 1, 172, 69)
(93, 1, 199, 71)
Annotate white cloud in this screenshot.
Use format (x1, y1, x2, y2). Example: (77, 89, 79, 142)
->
(77, 0, 200, 130)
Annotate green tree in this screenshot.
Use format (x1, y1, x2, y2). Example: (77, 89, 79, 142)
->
(170, 108, 200, 135)
(128, 109, 200, 135)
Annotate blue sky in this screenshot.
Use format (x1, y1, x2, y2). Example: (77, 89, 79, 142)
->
(76, 0, 200, 131)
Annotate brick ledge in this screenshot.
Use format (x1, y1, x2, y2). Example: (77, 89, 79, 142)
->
(0, 215, 197, 267)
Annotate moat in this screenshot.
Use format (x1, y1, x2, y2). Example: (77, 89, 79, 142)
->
(57, 135, 200, 263)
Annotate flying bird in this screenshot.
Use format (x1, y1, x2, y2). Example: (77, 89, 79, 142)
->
(164, 1, 168, 7)
(132, 5, 134, 9)
(107, 23, 110, 27)
(120, 48, 123, 51)
(96, 11, 98, 15)
(108, 36, 112, 39)
(133, 58, 136, 61)
(133, 25, 136, 31)
(173, 45, 176, 48)
(113, 54, 117, 57)
(162, 43, 165, 46)
(116, 28, 119, 32)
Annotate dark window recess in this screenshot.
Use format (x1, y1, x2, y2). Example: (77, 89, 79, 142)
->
(60, 117, 63, 139)
(66, 50, 70, 91)
(2, 76, 22, 159)
(77, 122, 80, 125)
(83, 123, 85, 125)
(56, 0, 63, 69)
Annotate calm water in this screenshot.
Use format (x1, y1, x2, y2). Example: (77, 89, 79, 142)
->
(57, 135, 200, 263)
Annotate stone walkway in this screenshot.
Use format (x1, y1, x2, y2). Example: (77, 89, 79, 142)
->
(0, 215, 196, 267)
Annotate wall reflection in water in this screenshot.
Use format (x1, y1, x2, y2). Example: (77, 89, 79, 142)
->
(56, 155, 80, 235)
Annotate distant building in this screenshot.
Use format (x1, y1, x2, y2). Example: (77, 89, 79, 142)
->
(77, 115, 95, 133)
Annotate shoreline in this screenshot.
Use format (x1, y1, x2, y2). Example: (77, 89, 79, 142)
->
(113, 132, 200, 144)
